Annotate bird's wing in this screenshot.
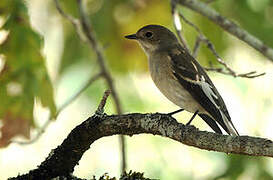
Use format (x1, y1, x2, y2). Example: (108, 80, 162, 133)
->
(168, 45, 239, 135)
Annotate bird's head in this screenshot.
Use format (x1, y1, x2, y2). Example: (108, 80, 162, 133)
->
(125, 25, 179, 54)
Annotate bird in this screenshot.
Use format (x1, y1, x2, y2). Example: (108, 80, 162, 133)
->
(125, 24, 239, 136)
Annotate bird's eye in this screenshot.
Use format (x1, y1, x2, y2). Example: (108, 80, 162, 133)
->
(145, 31, 153, 38)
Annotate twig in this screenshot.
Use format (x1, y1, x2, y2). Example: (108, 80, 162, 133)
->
(96, 90, 111, 115)
(54, 0, 127, 171)
(175, 7, 265, 78)
(192, 35, 202, 58)
(204, 38, 265, 78)
(76, 0, 122, 116)
(76, 0, 126, 171)
(175, 0, 273, 62)
(178, 11, 202, 34)
(13, 73, 102, 145)
(10, 109, 273, 179)
(204, 67, 265, 78)
(171, 2, 190, 52)
(56, 73, 103, 116)
(54, 0, 86, 42)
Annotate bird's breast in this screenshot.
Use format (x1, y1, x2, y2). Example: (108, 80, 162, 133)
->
(148, 54, 205, 113)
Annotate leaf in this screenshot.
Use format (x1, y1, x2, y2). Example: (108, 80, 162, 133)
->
(0, 0, 56, 146)
(0, 112, 31, 147)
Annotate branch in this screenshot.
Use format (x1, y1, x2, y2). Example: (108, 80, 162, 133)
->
(76, 0, 123, 115)
(54, 0, 127, 171)
(76, 0, 126, 171)
(175, 0, 273, 62)
(54, 0, 86, 42)
(10, 92, 273, 179)
(95, 89, 111, 115)
(204, 67, 265, 78)
(171, 2, 190, 52)
(174, 8, 265, 78)
(192, 35, 202, 58)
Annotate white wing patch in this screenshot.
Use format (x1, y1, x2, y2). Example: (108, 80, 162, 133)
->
(198, 76, 219, 108)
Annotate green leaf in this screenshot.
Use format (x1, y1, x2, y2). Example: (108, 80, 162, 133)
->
(0, 0, 56, 146)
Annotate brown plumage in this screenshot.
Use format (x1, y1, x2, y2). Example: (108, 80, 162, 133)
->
(125, 24, 239, 136)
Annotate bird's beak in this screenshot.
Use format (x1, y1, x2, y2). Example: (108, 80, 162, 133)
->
(125, 34, 137, 40)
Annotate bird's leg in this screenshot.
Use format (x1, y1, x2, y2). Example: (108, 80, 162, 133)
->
(168, 109, 184, 116)
(186, 110, 199, 125)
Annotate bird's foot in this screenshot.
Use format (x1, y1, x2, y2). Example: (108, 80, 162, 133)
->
(186, 110, 199, 125)
(167, 109, 184, 116)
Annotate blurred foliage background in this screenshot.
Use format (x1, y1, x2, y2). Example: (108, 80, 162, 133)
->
(0, 0, 273, 179)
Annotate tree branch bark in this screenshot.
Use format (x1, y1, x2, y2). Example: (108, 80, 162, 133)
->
(10, 111, 273, 179)
(175, 0, 273, 62)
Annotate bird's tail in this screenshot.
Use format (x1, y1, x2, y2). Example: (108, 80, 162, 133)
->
(199, 114, 222, 134)
(199, 112, 239, 136)
(220, 111, 239, 136)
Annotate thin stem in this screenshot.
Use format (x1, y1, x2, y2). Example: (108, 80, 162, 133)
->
(171, 2, 190, 52)
(77, 0, 127, 171)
